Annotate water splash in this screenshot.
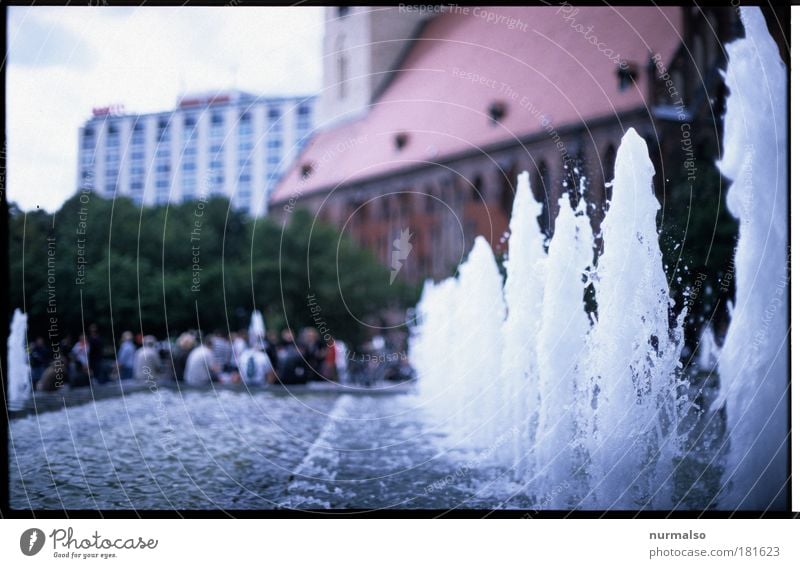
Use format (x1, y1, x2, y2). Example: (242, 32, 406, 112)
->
(8, 309, 33, 411)
(497, 172, 547, 472)
(714, 6, 788, 511)
(585, 129, 685, 510)
(449, 237, 505, 449)
(411, 10, 787, 510)
(696, 325, 719, 372)
(412, 131, 686, 509)
(533, 192, 593, 507)
(249, 310, 266, 348)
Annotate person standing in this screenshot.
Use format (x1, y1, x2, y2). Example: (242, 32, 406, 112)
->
(88, 324, 107, 383)
(117, 331, 136, 380)
(237, 345, 275, 386)
(184, 335, 219, 386)
(29, 336, 51, 386)
(210, 330, 233, 382)
(171, 332, 196, 382)
(70, 334, 90, 387)
(133, 335, 161, 381)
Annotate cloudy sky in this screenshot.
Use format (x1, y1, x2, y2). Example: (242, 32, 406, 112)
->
(6, 5, 324, 212)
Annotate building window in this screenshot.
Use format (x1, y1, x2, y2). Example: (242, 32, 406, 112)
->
(471, 175, 484, 201)
(238, 111, 253, 136)
(394, 132, 409, 151)
(268, 106, 282, 123)
(104, 125, 121, 195)
(82, 128, 95, 150)
(618, 62, 638, 91)
(534, 161, 551, 235)
(130, 122, 145, 197)
(603, 145, 616, 193)
(210, 112, 225, 139)
(182, 173, 196, 199)
(488, 101, 507, 123)
(183, 115, 198, 145)
(296, 103, 312, 146)
(425, 185, 436, 213)
(131, 123, 145, 145)
(157, 118, 170, 141)
(337, 54, 348, 99)
(335, 34, 348, 100)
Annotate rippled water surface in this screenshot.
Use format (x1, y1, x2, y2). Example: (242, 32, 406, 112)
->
(9, 389, 532, 511)
(9, 385, 722, 511)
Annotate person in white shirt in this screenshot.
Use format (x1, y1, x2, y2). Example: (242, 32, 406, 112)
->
(184, 335, 219, 386)
(133, 335, 161, 381)
(237, 346, 275, 386)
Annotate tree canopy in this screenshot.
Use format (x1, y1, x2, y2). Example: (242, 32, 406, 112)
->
(9, 194, 417, 348)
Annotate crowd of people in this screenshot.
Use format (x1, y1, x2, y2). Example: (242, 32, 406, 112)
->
(29, 325, 354, 392)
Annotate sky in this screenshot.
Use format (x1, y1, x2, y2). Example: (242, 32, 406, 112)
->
(6, 6, 324, 212)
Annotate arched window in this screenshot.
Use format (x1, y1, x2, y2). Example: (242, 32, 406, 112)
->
(564, 148, 584, 208)
(533, 160, 551, 235)
(498, 163, 518, 219)
(425, 184, 436, 214)
(472, 174, 484, 201)
(603, 144, 616, 203)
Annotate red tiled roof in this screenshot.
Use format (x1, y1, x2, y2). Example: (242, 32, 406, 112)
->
(272, 6, 683, 203)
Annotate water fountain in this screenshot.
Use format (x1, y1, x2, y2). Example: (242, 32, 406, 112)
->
(448, 237, 505, 449)
(414, 130, 687, 508)
(532, 192, 593, 507)
(696, 325, 719, 372)
(8, 309, 33, 411)
(713, 6, 788, 511)
(249, 310, 266, 348)
(412, 7, 787, 511)
(584, 129, 685, 510)
(497, 172, 546, 473)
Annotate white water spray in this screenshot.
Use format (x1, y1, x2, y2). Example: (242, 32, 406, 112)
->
(714, 6, 788, 511)
(8, 309, 33, 410)
(585, 129, 685, 509)
(497, 172, 547, 471)
(411, 10, 786, 510)
(533, 193, 594, 507)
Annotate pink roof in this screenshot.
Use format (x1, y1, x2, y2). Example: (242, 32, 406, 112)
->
(272, 6, 683, 203)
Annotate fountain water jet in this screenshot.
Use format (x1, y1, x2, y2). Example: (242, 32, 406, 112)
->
(448, 237, 505, 448)
(412, 133, 686, 509)
(585, 129, 685, 510)
(412, 278, 460, 424)
(8, 309, 33, 411)
(713, 6, 788, 511)
(533, 193, 594, 506)
(249, 310, 266, 348)
(696, 325, 719, 373)
(411, 11, 788, 508)
(497, 171, 547, 471)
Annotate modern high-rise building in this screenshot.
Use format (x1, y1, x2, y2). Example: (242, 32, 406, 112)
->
(77, 90, 316, 216)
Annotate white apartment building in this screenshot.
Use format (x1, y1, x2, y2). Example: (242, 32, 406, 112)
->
(77, 90, 316, 216)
